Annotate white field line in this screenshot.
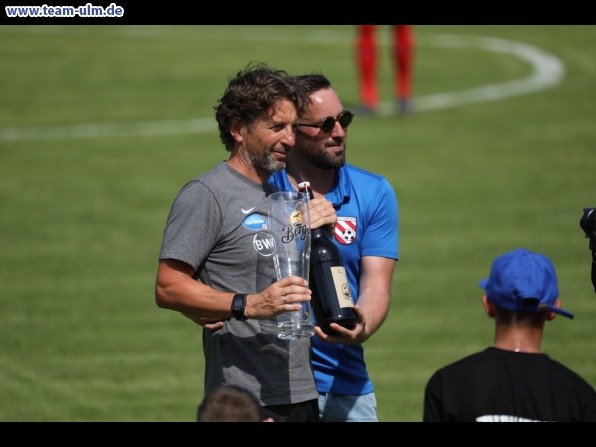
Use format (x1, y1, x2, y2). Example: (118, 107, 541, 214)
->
(400, 33, 565, 115)
(0, 118, 217, 141)
(0, 28, 565, 142)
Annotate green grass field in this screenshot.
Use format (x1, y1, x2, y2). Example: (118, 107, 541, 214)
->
(1, 25, 595, 422)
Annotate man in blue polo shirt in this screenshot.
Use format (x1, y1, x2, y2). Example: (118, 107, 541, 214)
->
(268, 73, 399, 422)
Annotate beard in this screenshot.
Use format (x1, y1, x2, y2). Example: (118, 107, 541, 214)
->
(298, 137, 346, 169)
(246, 147, 286, 176)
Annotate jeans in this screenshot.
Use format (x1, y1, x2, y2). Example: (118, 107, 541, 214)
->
(318, 391, 378, 422)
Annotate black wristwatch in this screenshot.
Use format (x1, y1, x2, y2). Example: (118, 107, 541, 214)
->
(231, 293, 247, 321)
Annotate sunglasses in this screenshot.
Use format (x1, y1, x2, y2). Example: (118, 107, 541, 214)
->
(298, 110, 354, 134)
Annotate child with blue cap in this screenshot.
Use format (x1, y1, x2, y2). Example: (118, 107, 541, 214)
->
(423, 248, 595, 422)
(478, 247, 574, 319)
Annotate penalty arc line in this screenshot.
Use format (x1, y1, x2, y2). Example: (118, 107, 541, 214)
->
(0, 32, 565, 142)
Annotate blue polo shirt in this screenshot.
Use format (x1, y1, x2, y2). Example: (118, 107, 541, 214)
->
(269, 163, 399, 395)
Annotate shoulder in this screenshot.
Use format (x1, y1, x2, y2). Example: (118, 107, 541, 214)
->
(341, 163, 396, 198)
(428, 350, 491, 380)
(175, 163, 252, 207)
(177, 162, 227, 192)
(197, 162, 236, 184)
(547, 358, 596, 393)
(343, 163, 388, 184)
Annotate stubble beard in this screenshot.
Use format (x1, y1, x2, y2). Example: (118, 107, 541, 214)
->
(299, 138, 346, 169)
(246, 147, 286, 177)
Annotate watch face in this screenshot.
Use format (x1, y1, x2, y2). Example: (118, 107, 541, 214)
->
(233, 294, 246, 320)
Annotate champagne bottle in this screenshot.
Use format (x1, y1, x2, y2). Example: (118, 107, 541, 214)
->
(298, 182, 357, 335)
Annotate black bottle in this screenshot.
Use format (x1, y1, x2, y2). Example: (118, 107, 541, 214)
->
(298, 182, 357, 335)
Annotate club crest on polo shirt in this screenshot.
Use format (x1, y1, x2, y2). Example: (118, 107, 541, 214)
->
(335, 216, 356, 245)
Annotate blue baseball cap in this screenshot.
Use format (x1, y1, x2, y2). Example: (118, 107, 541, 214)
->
(478, 248, 574, 319)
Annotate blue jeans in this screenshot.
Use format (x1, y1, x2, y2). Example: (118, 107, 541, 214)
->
(318, 392, 378, 422)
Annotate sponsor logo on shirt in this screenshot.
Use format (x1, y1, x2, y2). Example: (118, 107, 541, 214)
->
(253, 232, 275, 257)
(242, 214, 267, 231)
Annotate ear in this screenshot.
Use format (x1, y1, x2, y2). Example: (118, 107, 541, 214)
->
(482, 294, 496, 319)
(546, 298, 562, 321)
(229, 119, 244, 144)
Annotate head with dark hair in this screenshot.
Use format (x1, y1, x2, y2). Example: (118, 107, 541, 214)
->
(215, 62, 308, 152)
(290, 72, 350, 170)
(294, 72, 332, 97)
(197, 384, 265, 422)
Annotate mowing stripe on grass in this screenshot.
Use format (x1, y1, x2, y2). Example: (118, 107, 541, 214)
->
(0, 29, 564, 142)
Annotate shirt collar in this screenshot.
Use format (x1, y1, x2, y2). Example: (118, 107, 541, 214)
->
(269, 166, 351, 207)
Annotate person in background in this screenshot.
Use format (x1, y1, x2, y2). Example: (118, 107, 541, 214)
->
(269, 72, 399, 421)
(198, 384, 274, 422)
(155, 63, 328, 422)
(356, 25, 415, 116)
(423, 248, 596, 422)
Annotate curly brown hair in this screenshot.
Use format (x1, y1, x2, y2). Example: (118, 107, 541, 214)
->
(215, 62, 308, 151)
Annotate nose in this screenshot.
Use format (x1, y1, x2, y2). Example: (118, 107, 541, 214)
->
(281, 125, 296, 145)
(331, 120, 346, 136)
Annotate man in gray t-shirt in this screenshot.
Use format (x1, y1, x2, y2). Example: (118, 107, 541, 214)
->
(155, 64, 335, 422)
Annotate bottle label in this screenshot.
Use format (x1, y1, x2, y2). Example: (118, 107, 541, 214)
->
(330, 266, 354, 308)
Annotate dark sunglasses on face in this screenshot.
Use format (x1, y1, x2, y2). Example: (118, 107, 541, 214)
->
(298, 110, 354, 134)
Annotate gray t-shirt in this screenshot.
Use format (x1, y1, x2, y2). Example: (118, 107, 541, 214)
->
(159, 161, 317, 406)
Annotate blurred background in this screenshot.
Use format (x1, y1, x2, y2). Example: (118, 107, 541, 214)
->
(0, 25, 595, 421)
